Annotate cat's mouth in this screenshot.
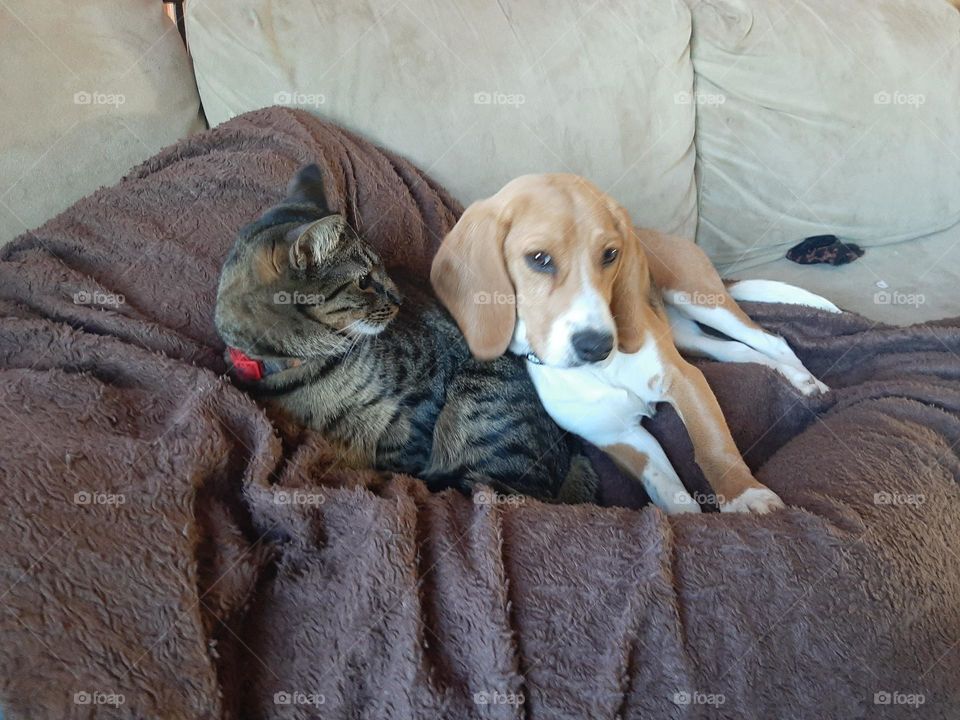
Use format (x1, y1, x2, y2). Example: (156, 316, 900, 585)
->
(340, 305, 400, 337)
(343, 320, 390, 337)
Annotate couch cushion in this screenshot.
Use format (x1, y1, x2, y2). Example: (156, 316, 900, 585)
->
(0, 0, 204, 246)
(186, 0, 698, 237)
(690, 0, 960, 268)
(730, 226, 960, 325)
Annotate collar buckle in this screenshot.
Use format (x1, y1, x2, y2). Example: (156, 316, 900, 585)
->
(227, 347, 265, 382)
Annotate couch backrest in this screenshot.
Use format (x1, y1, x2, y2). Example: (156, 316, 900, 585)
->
(0, 0, 204, 246)
(688, 0, 960, 269)
(185, 0, 699, 238)
(185, 0, 960, 268)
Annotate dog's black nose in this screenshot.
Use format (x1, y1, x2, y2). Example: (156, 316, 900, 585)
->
(571, 329, 614, 363)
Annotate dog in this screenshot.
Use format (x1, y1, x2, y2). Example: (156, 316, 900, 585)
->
(430, 174, 840, 514)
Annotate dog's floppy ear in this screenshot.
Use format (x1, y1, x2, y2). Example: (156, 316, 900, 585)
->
(430, 199, 515, 360)
(609, 204, 652, 354)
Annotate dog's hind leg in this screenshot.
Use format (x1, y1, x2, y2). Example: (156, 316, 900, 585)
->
(726, 279, 840, 314)
(666, 308, 828, 396)
(640, 230, 829, 394)
(664, 297, 828, 396)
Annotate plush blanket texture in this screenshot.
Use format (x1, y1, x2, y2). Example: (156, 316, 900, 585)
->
(0, 107, 958, 719)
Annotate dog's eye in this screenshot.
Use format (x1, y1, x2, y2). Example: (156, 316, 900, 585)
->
(602, 248, 619, 266)
(525, 251, 555, 273)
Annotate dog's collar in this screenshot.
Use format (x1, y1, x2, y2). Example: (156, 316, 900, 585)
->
(227, 347, 300, 383)
(524, 351, 545, 366)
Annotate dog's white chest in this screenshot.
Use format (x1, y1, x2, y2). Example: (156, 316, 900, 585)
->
(525, 338, 666, 441)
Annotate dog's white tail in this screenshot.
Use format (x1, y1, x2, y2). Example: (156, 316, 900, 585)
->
(726, 279, 842, 314)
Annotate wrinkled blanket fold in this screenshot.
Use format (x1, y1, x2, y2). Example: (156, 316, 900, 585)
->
(0, 107, 958, 719)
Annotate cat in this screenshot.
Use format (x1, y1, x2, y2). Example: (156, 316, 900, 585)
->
(214, 164, 597, 502)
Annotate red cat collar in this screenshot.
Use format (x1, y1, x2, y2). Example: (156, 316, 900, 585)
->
(227, 347, 264, 383)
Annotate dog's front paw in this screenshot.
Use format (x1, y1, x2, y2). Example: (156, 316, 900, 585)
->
(720, 487, 785, 514)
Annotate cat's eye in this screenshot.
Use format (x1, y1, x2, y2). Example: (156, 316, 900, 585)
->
(525, 251, 555, 274)
(357, 272, 373, 290)
(602, 247, 619, 266)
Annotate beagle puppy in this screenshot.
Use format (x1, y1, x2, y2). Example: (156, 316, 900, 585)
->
(430, 174, 840, 514)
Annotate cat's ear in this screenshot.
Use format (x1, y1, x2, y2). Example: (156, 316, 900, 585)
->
(285, 163, 330, 211)
(289, 216, 345, 270)
(430, 199, 515, 360)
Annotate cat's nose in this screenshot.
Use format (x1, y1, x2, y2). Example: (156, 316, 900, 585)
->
(386, 287, 403, 306)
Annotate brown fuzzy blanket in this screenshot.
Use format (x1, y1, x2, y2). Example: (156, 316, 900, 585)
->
(1, 107, 959, 720)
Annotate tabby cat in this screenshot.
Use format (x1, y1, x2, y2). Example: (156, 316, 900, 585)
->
(214, 164, 596, 502)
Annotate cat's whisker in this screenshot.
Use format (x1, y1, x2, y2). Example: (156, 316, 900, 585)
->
(336, 320, 368, 359)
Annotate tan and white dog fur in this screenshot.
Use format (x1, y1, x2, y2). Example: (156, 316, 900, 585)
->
(431, 174, 840, 515)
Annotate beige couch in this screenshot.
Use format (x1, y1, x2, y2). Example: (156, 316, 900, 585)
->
(0, 1, 204, 243)
(4, 0, 960, 325)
